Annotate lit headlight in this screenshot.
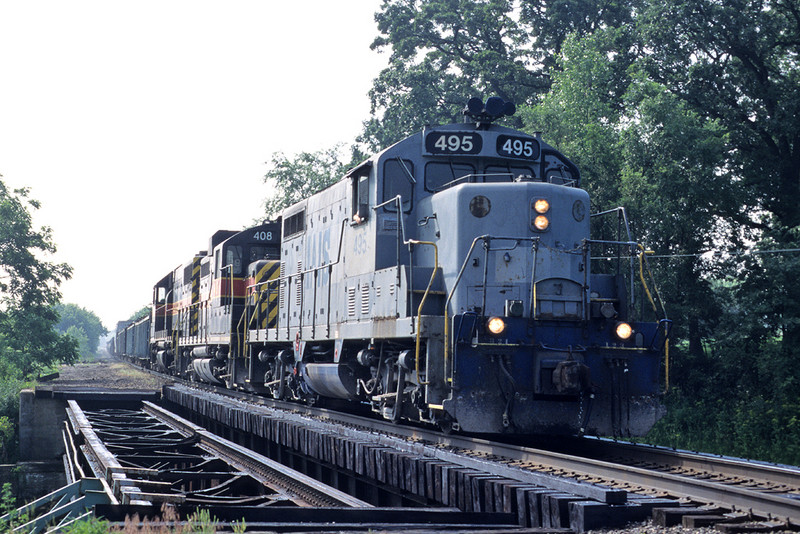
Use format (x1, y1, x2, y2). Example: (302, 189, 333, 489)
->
(534, 215, 550, 231)
(534, 199, 550, 213)
(487, 316, 506, 335)
(615, 322, 633, 340)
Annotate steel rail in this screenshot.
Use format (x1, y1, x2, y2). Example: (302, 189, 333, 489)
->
(141, 401, 371, 509)
(69, 398, 370, 509)
(130, 363, 800, 524)
(165, 382, 800, 524)
(318, 407, 800, 524)
(455, 436, 800, 525)
(576, 436, 800, 489)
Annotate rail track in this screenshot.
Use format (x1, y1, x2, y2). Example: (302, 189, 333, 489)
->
(61, 396, 523, 531)
(65, 399, 369, 508)
(159, 377, 800, 530)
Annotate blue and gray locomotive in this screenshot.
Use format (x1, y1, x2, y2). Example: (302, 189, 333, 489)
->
(115, 97, 669, 436)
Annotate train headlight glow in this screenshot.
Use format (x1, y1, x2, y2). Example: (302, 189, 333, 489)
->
(487, 317, 506, 335)
(534, 199, 550, 213)
(615, 322, 633, 341)
(534, 215, 550, 231)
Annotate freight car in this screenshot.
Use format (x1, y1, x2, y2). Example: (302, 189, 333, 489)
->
(113, 316, 150, 366)
(114, 97, 670, 436)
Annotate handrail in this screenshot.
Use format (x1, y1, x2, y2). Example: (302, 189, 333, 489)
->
(243, 218, 349, 357)
(444, 235, 543, 384)
(375, 196, 442, 385)
(406, 240, 438, 385)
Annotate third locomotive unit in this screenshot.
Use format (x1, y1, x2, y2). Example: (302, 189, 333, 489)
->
(115, 97, 670, 436)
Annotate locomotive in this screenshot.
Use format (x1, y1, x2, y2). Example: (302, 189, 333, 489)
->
(114, 97, 669, 436)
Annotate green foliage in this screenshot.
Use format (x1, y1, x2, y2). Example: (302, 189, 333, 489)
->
(61, 516, 112, 534)
(0, 304, 79, 378)
(1, 483, 13, 513)
(626, 0, 800, 463)
(639, 0, 800, 221)
(185, 508, 218, 533)
(520, 29, 628, 210)
(0, 176, 79, 463)
(0, 417, 14, 463)
(638, 0, 800, 350)
(0, 482, 29, 531)
(0, 183, 71, 309)
(364, 0, 542, 150)
(263, 144, 353, 218)
(363, 0, 643, 151)
(129, 305, 151, 322)
(0, 180, 78, 378)
(54, 303, 108, 360)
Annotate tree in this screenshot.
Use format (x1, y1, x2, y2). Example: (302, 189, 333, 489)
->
(263, 145, 352, 218)
(522, 28, 740, 353)
(362, 0, 644, 152)
(128, 306, 151, 322)
(638, 0, 800, 350)
(363, 0, 546, 151)
(520, 29, 629, 210)
(0, 179, 78, 378)
(54, 303, 108, 360)
(520, 0, 642, 66)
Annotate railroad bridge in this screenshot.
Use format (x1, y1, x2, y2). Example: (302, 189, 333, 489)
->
(7, 360, 800, 532)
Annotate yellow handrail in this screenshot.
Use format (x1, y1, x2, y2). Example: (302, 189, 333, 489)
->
(407, 240, 438, 386)
(637, 244, 670, 391)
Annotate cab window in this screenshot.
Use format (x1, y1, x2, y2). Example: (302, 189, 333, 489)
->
(485, 164, 536, 182)
(225, 246, 243, 275)
(542, 151, 579, 186)
(250, 246, 268, 262)
(425, 162, 475, 192)
(383, 159, 414, 212)
(352, 172, 370, 224)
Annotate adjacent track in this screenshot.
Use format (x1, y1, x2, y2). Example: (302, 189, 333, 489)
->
(65, 395, 523, 531)
(66, 399, 367, 508)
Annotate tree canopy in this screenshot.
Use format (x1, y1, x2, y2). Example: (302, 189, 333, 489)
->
(0, 179, 78, 378)
(361, 0, 645, 151)
(54, 303, 107, 360)
(0, 176, 79, 462)
(262, 145, 353, 218)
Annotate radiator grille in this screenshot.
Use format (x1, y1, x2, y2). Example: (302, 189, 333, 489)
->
(347, 287, 356, 317)
(361, 284, 370, 316)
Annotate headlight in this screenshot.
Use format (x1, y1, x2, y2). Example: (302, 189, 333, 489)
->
(486, 316, 506, 335)
(534, 215, 549, 231)
(534, 199, 550, 213)
(615, 322, 633, 340)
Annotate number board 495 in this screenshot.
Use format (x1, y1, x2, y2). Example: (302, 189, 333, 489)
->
(496, 135, 540, 160)
(424, 132, 483, 155)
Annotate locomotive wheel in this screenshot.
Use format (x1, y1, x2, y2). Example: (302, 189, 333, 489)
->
(438, 419, 455, 434)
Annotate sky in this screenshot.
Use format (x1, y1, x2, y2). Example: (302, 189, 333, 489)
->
(0, 1, 388, 330)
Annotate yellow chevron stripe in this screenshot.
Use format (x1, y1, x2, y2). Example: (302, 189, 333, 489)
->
(190, 257, 202, 335)
(255, 261, 280, 283)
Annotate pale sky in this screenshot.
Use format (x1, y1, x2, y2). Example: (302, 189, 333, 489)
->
(0, 1, 388, 329)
